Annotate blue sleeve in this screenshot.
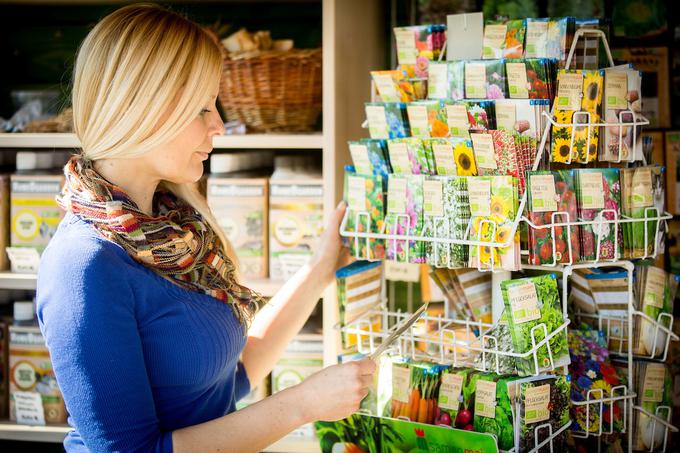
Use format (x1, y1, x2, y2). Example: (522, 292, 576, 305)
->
(36, 236, 173, 453)
(234, 361, 251, 402)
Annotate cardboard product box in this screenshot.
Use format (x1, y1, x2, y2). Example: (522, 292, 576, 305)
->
(336, 261, 383, 350)
(268, 179, 323, 280)
(612, 47, 670, 128)
(665, 131, 680, 215)
(10, 174, 64, 253)
(9, 326, 67, 424)
(207, 177, 268, 280)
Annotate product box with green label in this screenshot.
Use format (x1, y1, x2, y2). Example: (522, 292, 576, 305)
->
(268, 179, 323, 280)
(207, 177, 268, 279)
(10, 174, 64, 254)
(501, 274, 570, 376)
(9, 326, 67, 424)
(365, 102, 410, 139)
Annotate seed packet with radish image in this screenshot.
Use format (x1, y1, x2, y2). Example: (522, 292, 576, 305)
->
(436, 368, 473, 428)
(385, 175, 425, 263)
(343, 169, 385, 260)
(576, 168, 622, 261)
(387, 138, 432, 175)
(526, 170, 580, 265)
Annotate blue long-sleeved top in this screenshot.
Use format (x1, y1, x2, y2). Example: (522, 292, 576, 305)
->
(36, 212, 250, 452)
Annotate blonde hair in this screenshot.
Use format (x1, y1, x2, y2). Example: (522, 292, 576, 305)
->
(71, 3, 240, 276)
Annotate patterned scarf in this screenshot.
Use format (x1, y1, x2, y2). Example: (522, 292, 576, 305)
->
(58, 155, 264, 326)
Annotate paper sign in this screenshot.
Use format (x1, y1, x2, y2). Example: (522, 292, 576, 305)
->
(446, 13, 484, 61)
(14, 391, 46, 426)
(507, 62, 529, 98)
(349, 144, 373, 176)
(424, 180, 444, 217)
(465, 63, 487, 99)
(508, 281, 541, 324)
(385, 261, 421, 282)
(579, 172, 605, 209)
(468, 178, 491, 216)
(475, 380, 497, 418)
(387, 177, 407, 214)
(471, 133, 497, 170)
(438, 373, 463, 411)
(530, 174, 558, 212)
(524, 384, 551, 424)
(407, 105, 430, 138)
(556, 73, 584, 111)
(392, 364, 411, 403)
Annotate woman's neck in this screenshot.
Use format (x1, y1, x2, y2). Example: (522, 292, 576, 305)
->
(93, 158, 160, 216)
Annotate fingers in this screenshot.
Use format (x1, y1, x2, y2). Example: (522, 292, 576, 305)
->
(356, 357, 377, 375)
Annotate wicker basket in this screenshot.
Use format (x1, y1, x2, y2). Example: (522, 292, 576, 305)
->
(218, 49, 322, 132)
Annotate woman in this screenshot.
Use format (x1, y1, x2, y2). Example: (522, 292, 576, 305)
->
(36, 4, 375, 452)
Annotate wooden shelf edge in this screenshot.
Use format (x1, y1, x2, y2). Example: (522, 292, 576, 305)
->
(0, 133, 323, 150)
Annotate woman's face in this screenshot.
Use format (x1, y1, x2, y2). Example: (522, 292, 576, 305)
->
(142, 87, 223, 184)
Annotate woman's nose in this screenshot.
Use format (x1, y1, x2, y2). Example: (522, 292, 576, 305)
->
(209, 110, 224, 136)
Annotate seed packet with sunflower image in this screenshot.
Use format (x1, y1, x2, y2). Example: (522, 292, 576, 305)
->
(576, 168, 622, 262)
(501, 274, 570, 376)
(600, 66, 643, 162)
(451, 138, 477, 177)
(406, 100, 449, 138)
(550, 69, 604, 164)
(365, 102, 410, 140)
(527, 170, 580, 265)
(386, 138, 432, 175)
(385, 174, 425, 263)
(468, 176, 520, 271)
(343, 169, 385, 260)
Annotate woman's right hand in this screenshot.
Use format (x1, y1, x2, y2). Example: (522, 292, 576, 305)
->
(296, 358, 377, 422)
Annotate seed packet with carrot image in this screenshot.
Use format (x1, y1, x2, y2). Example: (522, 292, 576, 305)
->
(527, 170, 580, 265)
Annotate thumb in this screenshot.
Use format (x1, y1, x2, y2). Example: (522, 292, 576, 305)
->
(328, 200, 347, 228)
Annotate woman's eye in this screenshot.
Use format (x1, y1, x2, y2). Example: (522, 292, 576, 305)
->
(200, 109, 211, 115)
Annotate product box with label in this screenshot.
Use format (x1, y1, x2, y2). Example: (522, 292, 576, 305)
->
(10, 174, 64, 253)
(269, 179, 323, 280)
(9, 326, 67, 424)
(207, 177, 268, 279)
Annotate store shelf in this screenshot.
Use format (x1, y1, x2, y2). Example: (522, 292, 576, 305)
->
(0, 133, 324, 150)
(0, 420, 321, 451)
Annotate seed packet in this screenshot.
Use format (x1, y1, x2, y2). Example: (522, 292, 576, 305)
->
(635, 264, 677, 358)
(385, 175, 425, 263)
(494, 99, 549, 141)
(469, 373, 520, 451)
(466, 101, 496, 131)
(483, 20, 526, 59)
(387, 138, 432, 175)
(525, 18, 550, 59)
(576, 168, 622, 262)
(391, 361, 447, 423)
(505, 58, 555, 100)
(393, 24, 446, 78)
(365, 102, 410, 139)
(631, 362, 672, 451)
(428, 138, 455, 176)
(348, 139, 391, 179)
(600, 66, 643, 162)
(482, 22, 508, 59)
(501, 274, 570, 376)
(452, 138, 477, 177)
(468, 175, 521, 271)
(448, 61, 466, 100)
(551, 70, 604, 164)
(427, 61, 450, 100)
(443, 100, 495, 137)
(515, 375, 570, 452)
(344, 170, 385, 260)
(436, 368, 473, 428)
(473, 309, 517, 374)
(527, 170, 580, 265)
(425, 176, 470, 268)
(489, 129, 520, 181)
(504, 20, 526, 58)
(336, 260, 383, 349)
(525, 18, 575, 65)
(621, 166, 665, 258)
(371, 70, 413, 102)
(406, 100, 449, 138)
(569, 324, 627, 435)
(464, 60, 507, 100)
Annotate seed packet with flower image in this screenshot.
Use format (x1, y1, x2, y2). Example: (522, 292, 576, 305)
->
(365, 102, 410, 139)
(448, 61, 466, 100)
(393, 25, 446, 78)
(505, 59, 554, 100)
(464, 60, 507, 100)
(501, 274, 570, 376)
(504, 20, 526, 58)
(551, 69, 604, 164)
(406, 100, 449, 138)
(348, 139, 391, 179)
(525, 18, 574, 65)
(525, 18, 550, 59)
(428, 138, 456, 176)
(468, 175, 520, 271)
(385, 175, 425, 263)
(425, 176, 470, 268)
(527, 170, 580, 265)
(452, 138, 477, 177)
(483, 19, 527, 59)
(387, 138, 433, 175)
(343, 169, 385, 260)
(600, 66, 643, 162)
(371, 70, 413, 102)
(576, 168, 622, 262)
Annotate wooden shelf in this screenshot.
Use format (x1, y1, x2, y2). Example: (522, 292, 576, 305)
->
(0, 133, 323, 150)
(0, 420, 320, 451)
(0, 272, 283, 296)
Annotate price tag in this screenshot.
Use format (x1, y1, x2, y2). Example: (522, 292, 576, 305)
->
(495, 102, 517, 132)
(423, 180, 444, 217)
(631, 168, 653, 208)
(387, 177, 407, 214)
(388, 142, 412, 175)
(392, 364, 411, 403)
(482, 24, 507, 58)
(471, 133, 497, 170)
(644, 266, 667, 309)
(428, 63, 449, 99)
(579, 172, 605, 209)
(556, 73, 584, 111)
(438, 373, 463, 411)
(605, 71, 628, 110)
(465, 63, 487, 99)
(468, 178, 491, 216)
(14, 391, 46, 426)
(385, 261, 421, 282)
(446, 104, 470, 138)
(372, 73, 401, 102)
(524, 384, 551, 424)
(395, 28, 417, 65)
(432, 142, 456, 175)
(366, 106, 389, 139)
(347, 176, 367, 212)
(475, 380, 497, 419)
(525, 21, 549, 58)
(508, 281, 541, 324)
(407, 105, 430, 138)
(642, 363, 666, 403)
(529, 174, 558, 212)
(507, 62, 529, 98)
(348, 143, 373, 176)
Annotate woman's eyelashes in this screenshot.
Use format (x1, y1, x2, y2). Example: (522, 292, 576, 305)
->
(199, 108, 211, 116)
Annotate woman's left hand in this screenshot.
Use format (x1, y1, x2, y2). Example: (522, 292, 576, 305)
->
(311, 201, 351, 287)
